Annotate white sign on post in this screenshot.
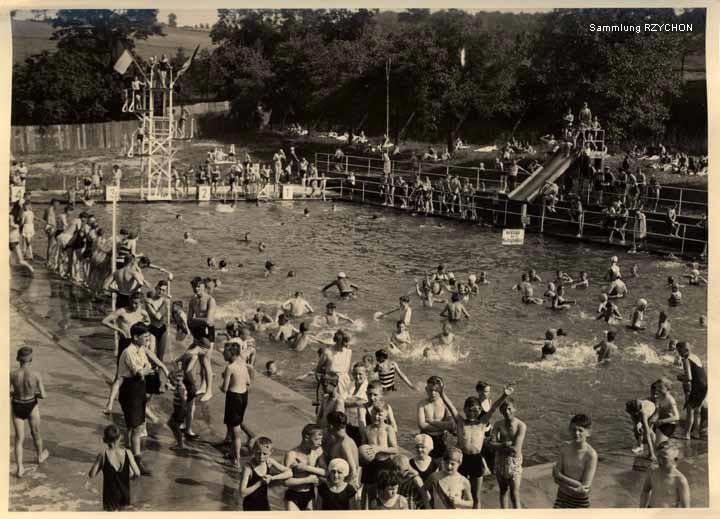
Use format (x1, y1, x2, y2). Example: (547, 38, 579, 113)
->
(10, 186, 25, 203)
(197, 186, 211, 201)
(105, 185, 119, 202)
(502, 228, 525, 245)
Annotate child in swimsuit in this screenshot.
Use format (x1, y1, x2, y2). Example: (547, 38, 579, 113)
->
(375, 349, 416, 391)
(316, 458, 356, 510)
(10, 346, 49, 477)
(369, 469, 409, 509)
(88, 424, 140, 511)
(492, 398, 526, 508)
(239, 437, 292, 511)
(390, 321, 411, 351)
(656, 312, 671, 339)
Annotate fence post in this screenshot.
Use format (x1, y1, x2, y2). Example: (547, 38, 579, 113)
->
(678, 188, 683, 216)
(367, 158, 371, 175)
(680, 224, 687, 256)
(540, 202, 546, 233)
(475, 168, 480, 191)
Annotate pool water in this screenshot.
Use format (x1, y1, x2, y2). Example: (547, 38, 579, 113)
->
(30, 200, 707, 464)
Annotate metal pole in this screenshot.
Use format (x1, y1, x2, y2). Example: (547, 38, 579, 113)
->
(386, 58, 390, 140)
(475, 168, 480, 191)
(368, 158, 371, 175)
(111, 176, 118, 357)
(678, 188, 683, 216)
(504, 199, 508, 227)
(680, 224, 687, 256)
(362, 181, 365, 202)
(540, 201, 546, 233)
(345, 156, 349, 174)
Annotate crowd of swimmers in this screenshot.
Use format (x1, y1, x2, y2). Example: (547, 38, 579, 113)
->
(11, 207, 708, 511)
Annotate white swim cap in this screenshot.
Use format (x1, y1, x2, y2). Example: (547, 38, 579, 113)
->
(637, 298, 647, 307)
(328, 458, 350, 475)
(468, 274, 477, 283)
(338, 272, 347, 279)
(611, 256, 618, 263)
(414, 433, 434, 450)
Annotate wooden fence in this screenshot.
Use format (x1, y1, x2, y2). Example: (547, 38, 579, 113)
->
(10, 101, 230, 155)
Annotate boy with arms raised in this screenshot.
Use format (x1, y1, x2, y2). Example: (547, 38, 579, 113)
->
(440, 382, 514, 508)
(552, 414, 598, 508)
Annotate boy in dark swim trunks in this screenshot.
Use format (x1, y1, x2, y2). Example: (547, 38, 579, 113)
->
(284, 424, 326, 510)
(552, 414, 597, 508)
(221, 342, 251, 466)
(11, 346, 49, 477)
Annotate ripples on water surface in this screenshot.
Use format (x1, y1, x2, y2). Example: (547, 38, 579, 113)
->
(35, 201, 708, 464)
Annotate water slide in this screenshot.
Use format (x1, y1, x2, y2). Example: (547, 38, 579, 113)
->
(507, 151, 578, 203)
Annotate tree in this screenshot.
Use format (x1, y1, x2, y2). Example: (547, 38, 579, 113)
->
(51, 9, 164, 67)
(168, 13, 177, 28)
(524, 8, 684, 142)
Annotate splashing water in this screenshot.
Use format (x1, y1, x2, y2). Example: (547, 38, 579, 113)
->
(510, 341, 598, 372)
(309, 315, 367, 333)
(215, 298, 284, 322)
(626, 342, 676, 365)
(656, 261, 683, 269)
(391, 338, 469, 364)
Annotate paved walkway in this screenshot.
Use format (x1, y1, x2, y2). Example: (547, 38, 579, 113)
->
(9, 264, 709, 510)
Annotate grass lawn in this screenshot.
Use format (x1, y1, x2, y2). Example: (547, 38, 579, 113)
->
(12, 19, 216, 64)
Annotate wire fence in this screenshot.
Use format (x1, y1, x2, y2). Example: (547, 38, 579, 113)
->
(316, 152, 708, 217)
(324, 176, 707, 257)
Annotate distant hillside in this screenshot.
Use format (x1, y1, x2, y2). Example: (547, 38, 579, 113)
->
(11, 19, 217, 64)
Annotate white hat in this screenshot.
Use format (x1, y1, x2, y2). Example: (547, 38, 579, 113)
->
(338, 272, 347, 278)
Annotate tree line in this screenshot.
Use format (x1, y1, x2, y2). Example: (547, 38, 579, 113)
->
(11, 8, 706, 150)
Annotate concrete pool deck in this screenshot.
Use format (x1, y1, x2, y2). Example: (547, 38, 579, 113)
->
(9, 264, 709, 510)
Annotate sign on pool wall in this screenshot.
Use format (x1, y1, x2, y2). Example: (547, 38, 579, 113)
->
(502, 229, 525, 245)
(104, 186, 119, 202)
(197, 186, 211, 201)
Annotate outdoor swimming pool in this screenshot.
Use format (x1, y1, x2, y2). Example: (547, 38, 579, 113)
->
(30, 200, 707, 465)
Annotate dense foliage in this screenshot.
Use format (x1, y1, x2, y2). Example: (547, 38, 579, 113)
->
(11, 8, 707, 148)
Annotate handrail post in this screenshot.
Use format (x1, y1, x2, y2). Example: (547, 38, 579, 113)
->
(680, 224, 687, 256)
(475, 168, 480, 191)
(340, 179, 343, 198)
(367, 158, 371, 175)
(345, 156, 349, 174)
(362, 181, 365, 202)
(678, 188, 683, 216)
(504, 199, 508, 227)
(540, 201, 546, 233)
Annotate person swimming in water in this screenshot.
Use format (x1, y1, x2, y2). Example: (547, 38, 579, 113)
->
(390, 321, 412, 352)
(323, 302, 355, 327)
(512, 274, 543, 305)
(440, 293, 470, 322)
(184, 232, 197, 245)
(322, 272, 360, 299)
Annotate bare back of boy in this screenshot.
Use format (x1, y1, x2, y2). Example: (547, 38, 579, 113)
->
(11, 367, 41, 402)
(227, 360, 250, 393)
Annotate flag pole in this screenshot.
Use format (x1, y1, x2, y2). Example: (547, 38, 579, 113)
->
(385, 58, 390, 141)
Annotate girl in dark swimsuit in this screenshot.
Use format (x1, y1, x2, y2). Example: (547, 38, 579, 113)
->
(240, 437, 292, 511)
(89, 425, 140, 511)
